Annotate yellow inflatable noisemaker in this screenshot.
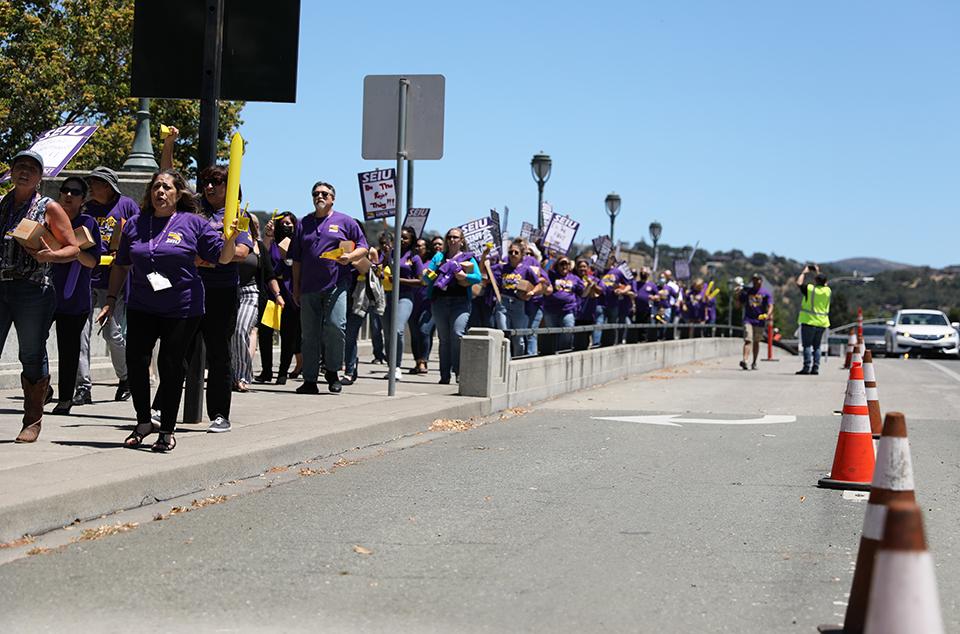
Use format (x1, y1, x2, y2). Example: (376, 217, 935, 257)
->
(223, 132, 244, 239)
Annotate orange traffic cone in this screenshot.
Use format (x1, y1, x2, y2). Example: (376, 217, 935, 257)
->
(862, 351, 882, 437)
(819, 356, 875, 490)
(863, 501, 944, 633)
(842, 413, 916, 634)
(844, 330, 857, 369)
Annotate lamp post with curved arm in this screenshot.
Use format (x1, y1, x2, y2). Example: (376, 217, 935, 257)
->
(649, 221, 662, 272)
(605, 192, 621, 244)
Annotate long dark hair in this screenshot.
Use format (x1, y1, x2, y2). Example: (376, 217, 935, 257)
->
(142, 169, 199, 215)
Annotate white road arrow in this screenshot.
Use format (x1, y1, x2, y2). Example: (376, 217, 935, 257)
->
(591, 414, 796, 427)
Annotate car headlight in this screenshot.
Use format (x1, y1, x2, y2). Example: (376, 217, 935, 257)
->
(897, 331, 910, 337)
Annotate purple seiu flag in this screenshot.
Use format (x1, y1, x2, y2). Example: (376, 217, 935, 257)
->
(1, 124, 98, 182)
(357, 169, 396, 221)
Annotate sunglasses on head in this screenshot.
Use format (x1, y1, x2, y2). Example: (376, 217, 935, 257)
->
(60, 186, 84, 196)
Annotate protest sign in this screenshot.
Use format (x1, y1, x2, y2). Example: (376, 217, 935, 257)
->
(1, 124, 98, 182)
(460, 215, 500, 254)
(357, 169, 396, 221)
(674, 259, 691, 281)
(592, 235, 613, 266)
(488, 209, 502, 247)
(540, 201, 554, 231)
(618, 261, 635, 280)
(542, 214, 579, 255)
(519, 221, 534, 242)
(402, 207, 430, 237)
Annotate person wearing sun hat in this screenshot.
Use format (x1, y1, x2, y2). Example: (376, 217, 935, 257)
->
(0, 150, 81, 442)
(72, 165, 140, 406)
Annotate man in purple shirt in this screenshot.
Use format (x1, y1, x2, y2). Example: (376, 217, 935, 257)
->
(74, 166, 140, 405)
(290, 181, 369, 394)
(736, 273, 773, 370)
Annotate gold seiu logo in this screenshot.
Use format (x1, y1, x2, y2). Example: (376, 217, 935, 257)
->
(165, 231, 183, 245)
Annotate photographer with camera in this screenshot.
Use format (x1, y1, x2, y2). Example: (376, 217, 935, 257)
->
(795, 264, 831, 375)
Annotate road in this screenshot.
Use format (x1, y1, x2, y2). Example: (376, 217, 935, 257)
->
(1, 355, 957, 633)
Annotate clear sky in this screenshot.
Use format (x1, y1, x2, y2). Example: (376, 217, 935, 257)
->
(240, 0, 960, 268)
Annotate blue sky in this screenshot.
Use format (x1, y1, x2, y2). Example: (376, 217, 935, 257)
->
(240, 0, 960, 268)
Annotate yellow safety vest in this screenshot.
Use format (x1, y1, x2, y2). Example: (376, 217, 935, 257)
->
(798, 284, 831, 328)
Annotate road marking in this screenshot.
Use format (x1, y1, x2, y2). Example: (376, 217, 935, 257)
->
(591, 414, 796, 427)
(923, 360, 960, 383)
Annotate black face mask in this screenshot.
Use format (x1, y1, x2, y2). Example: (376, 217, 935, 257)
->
(275, 223, 292, 240)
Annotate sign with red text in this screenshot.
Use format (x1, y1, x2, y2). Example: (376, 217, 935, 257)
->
(357, 169, 396, 221)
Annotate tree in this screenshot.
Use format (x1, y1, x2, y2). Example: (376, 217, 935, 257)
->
(0, 0, 243, 177)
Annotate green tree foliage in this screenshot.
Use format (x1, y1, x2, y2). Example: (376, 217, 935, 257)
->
(0, 0, 243, 176)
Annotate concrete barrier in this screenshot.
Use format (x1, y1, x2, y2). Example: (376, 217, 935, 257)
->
(459, 328, 741, 408)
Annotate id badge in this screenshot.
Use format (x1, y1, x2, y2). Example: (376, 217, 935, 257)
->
(146, 271, 173, 291)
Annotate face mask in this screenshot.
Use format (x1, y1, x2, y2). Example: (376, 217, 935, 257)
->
(275, 224, 292, 240)
(658, 277, 666, 285)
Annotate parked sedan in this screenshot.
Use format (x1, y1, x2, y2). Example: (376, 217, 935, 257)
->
(885, 309, 960, 357)
(861, 325, 887, 354)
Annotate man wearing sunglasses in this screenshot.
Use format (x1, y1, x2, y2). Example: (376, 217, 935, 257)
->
(289, 182, 368, 394)
(73, 166, 140, 406)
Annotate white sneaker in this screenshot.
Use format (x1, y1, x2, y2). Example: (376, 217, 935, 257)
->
(207, 416, 231, 433)
(394, 368, 402, 381)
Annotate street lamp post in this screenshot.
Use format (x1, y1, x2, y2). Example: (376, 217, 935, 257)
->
(605, 192, 621, 244)
(122, 98, 159, 172)
(531, 152, 552, 231)
(649, 221, 662, 272)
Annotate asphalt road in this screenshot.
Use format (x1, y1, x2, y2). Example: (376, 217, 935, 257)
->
(1, 356, 957, 633)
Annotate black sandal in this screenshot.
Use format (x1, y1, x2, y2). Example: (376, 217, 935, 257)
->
(124, 422, 159, 448)
(151, 432, 176, 453)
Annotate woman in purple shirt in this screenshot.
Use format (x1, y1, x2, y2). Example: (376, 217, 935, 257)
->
(98, 170, 240, 453)
(383, 226, 424, 379)
(495, 239, 542, 357)
(257, 211, 301, 384)
(543, 256, 585, 352)
(51, 177, 102, 415)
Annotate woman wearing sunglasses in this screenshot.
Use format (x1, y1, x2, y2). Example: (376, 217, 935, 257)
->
(258, 211, 301, 383)
(543, 256, 591, 352)
(50, 177, 102, 415)
(496, 238, 543, 357)
(422, 228, 480, 384)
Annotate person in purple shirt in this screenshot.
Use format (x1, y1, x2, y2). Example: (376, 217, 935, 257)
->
(290, 181, 369, 394)
(543, 256, 585, 351)
(599, 258, 630, 347)
(257, 211, 301, 384)
(573, 259, 602, 350)
(73, 166, 139, 406)
(634, 269, 658, 342)
(736, 273, 773, 370)
(98, 170, 240, 453)
(50, 177, 101, 415)
(495, 239, 542, 357)
(522, 241, 548, 356)
(383, 226, 424, 379)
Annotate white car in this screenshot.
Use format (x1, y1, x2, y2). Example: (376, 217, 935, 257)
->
(885, 309, 960, 357)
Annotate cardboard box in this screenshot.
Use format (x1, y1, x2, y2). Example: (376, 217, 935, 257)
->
(515, 279, 534, 293)
(107, 217, 125, 252)
(74, 225, 95, 250)
(277, 237, 291, 255)
(12, 218, 61, 251)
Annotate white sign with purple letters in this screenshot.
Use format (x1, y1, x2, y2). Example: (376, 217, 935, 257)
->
(1, 124, 98, 182)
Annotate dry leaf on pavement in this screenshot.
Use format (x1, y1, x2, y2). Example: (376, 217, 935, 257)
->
(429, 418, 474, 432)
(353, 545, 373, 555)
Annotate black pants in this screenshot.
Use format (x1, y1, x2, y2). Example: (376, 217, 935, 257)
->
(127, 309, 201, 433)
(54, 312, 88, 402)
(278, 302, 301, 376)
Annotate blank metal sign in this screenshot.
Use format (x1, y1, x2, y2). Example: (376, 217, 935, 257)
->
(362, 75, 445, 160)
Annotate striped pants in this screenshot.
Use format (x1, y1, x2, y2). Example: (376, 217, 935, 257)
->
(231, 282, 260, 383)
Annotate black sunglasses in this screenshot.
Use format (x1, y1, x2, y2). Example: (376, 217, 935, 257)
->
(312, 190, 332, 199)
(60, 186, 85, 196)
(508, 249, 521, 255)
(203, 178, 225, 187)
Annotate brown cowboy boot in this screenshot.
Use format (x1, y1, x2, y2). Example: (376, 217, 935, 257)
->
(15, 374, 49, 443)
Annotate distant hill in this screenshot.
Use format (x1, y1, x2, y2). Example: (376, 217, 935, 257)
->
(825, 257, 914, 275)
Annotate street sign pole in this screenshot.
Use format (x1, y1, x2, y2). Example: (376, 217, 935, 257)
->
(198, 0, 224, 169)
(387, 78, 410, 397)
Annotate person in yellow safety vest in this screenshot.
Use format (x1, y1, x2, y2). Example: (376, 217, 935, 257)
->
(795, 263, 831, 375)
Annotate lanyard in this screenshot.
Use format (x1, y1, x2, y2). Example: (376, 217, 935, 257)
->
(147, 212, 177, 270)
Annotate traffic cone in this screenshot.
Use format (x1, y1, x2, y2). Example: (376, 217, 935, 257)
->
(818, 357, 875, 490)
(863, 501, 944, 634)
(844, 330, 857, 369)
(841, 413, 916, 634)
(862, 351, 882, 437)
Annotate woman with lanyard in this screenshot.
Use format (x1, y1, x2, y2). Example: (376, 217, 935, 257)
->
(50, 176, 102, 415)
(231, 215, 281, 392)
(496, 238, 542, 357)
(99, 169, 240, 452)
(383, 226, 424, 380)
(258, 211, 301, 384)
(423, 228, 481, 384)
(0, 151, 80, 442)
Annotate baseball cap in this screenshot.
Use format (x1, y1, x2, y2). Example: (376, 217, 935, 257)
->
(11, 150, 44, 172)
(87, 166, 121, 195)
(751, 272, 763, 281)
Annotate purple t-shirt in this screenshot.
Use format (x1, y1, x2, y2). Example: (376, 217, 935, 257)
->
(52, 214, 102, 315)
(545, 271, 583, 314)
(575, 274, 600, 321)
(196, 208, 254, 288)
(739, 287, 772, 326)
(116, 212, 225, 318)
(521, 255, 545, 309)
(636, 280, 658, 308)
(269, 241, 295, 303)
(84, 195, 140, 289)
(395, 249, 424, 299)
(289, 210, 368, 295)
(599, 267, 627, 308)
(500, 260, 541, 299)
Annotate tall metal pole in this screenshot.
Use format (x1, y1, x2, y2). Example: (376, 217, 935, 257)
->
(609, 215, 615, 245)
(407, 159, 414, 208)
(652, 240, 659, 273)
(122, 98, 159, 172)
(388, 78, 409, 397)
(536, 182, 544, 232)
(198, 0, 224, 169)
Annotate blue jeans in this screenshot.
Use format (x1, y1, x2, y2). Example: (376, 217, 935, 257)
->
(431, 295, 471, 381)
(300, 282, 348, 382)
(418, 307, 435, 361)
(498, 295, 529, 357)
(602, 305, 622, 347)
(384, 296, 414, 368)
(543, 310, 575, 351)
(801, 324, 825, 371)
(0, 280, 56, 381)
(370, 312, 385, 361)
(344, 305, 364, 376)
(593, 305, 605, 346)
(525, 301, 543, 356)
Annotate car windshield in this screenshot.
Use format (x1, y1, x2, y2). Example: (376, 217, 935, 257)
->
(862, 325, 886, 336)
(899, 313, 948, 326)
